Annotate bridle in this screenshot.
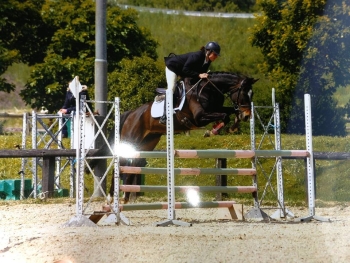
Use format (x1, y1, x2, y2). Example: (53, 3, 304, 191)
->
(197, 77, 251, 113)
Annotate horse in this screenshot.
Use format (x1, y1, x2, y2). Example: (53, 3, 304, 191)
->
(87, 72, 258, 203)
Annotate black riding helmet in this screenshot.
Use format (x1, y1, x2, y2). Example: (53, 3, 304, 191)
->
(205, 41, 221, 56)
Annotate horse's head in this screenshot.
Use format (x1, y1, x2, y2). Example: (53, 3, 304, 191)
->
(207, 72, 258, 122)
(230, 76, 258, 122)
(181, 72, 258, 132)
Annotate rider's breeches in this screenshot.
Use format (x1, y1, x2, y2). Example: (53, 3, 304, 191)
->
(165, 67, 177, 93)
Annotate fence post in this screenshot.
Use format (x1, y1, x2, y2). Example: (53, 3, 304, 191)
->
(42, 157, 55, 197)
(215, 158, 227, 201)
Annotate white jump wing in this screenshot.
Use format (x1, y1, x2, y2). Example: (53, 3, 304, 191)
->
(69, 76, 82, 98)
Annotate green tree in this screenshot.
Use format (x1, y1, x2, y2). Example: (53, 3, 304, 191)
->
(0, 0, 52, 92)
(20, 0, 159, 112)
(250, 0, 350, 136)
(108, 56, 165, 113)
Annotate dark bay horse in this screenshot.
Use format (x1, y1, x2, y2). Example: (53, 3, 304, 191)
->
(88, 72, 258, 202)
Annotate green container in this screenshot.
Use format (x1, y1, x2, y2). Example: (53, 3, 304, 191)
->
(66, 119, 71, 138)
(54, 188, 69, 197)
(0, 179, 32, 200)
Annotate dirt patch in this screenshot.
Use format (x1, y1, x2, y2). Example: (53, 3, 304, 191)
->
(0, 202, 349, 263)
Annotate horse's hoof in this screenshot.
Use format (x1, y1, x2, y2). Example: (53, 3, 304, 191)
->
(203, 130, 211, 137)
(228, 127, 239, 134)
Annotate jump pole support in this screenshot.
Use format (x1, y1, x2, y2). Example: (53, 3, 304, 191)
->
(271, 88, 294, 219)
(156, 88, 191, 226)
(296, 94, 329, 222)
(63, 93, 97, 227)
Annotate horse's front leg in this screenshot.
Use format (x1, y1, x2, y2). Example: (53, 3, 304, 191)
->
(199, 110, 233, 137)
(195, 112, 229, 127)
(227, 115, 241, 133)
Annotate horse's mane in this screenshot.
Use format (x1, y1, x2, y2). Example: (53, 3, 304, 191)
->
(208, 71, 248, 79)
(206, 71, 250, 87)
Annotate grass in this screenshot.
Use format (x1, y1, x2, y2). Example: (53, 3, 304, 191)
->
(136, 12, 263, 75)
(0, 129, 349, 206)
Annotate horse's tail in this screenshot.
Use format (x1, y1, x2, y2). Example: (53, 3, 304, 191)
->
(85, 110, 133, 173)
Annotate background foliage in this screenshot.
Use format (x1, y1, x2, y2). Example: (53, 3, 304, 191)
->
(251, 0, 350, 136)
(108, 57, 166, 112)
(0, 0, 51, 93)
(18, 0, 159, 113)
(1, 0, 350, 136)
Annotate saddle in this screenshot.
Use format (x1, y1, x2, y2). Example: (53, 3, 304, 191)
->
(151, 81, 186, 118)
(155, 81, 183, 99)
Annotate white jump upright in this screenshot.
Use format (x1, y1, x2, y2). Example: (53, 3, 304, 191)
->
(156, 87, 191, 226)
(64, 93, 97, 227)
(296, 94, 329, 222)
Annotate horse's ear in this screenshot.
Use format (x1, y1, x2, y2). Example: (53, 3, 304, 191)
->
(253, 78, 259, 84)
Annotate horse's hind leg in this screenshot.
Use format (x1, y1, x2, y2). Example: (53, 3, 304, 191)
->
(108, 174, 129, 205)
(123, 173, 136, 204)
(109, 177, 114, 197)
(123, 158, 147, 203)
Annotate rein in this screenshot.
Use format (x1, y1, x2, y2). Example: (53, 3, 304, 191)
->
(198, 78, 246, 111)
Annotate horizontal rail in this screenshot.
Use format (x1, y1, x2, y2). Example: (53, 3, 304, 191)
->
(120, 166, 256, 175)
(313, 152, 350, 160)
(0, 149, 349, 160)
(120, 185, 257, 193)
(119, 149, 310, 158)
(102, 201, 238, 212)
(0, 113, 71, 118)
(0, 112, 27, 118)
(0, 149, 97, 158)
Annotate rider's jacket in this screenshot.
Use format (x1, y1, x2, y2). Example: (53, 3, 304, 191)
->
(165, 50, 210, 80)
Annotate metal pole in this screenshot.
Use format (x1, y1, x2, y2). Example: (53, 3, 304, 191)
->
(95, 0, 107, 115)
(304, 94, 315, 216)
(94, 0, 108, 195)
(32, 111, 37, 199)
(20, 113, 27, 200)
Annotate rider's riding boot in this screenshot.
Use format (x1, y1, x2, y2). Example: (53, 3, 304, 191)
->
(159, 95, 167, 124)
(159, 114, 167, 124)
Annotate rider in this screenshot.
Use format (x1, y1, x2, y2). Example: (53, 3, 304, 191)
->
(159, 41, 221, 124)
